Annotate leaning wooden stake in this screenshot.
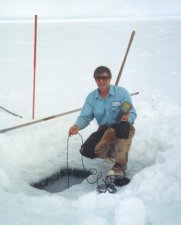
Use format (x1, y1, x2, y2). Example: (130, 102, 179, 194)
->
(0, 106, 23, 118)
(32, 15, 38, 120)
(0, 108, 81, 133)
(0, 93, 138, 133)
(0, 31, 137, 133)
(115, 31, 136, 86)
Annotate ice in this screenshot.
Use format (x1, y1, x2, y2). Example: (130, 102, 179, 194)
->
(0, 2, 181, 225)
(115, 197, 147, 225)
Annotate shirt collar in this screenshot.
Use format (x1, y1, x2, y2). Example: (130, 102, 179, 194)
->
(95, 85, 114, 99)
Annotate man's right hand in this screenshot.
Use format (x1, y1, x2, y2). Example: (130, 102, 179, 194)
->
(69, 125, 79, 136)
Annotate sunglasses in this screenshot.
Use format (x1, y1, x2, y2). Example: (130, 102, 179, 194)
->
(95, 76, 110, 81)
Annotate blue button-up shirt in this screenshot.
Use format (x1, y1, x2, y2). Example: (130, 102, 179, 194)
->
(75, 85, 137, 129)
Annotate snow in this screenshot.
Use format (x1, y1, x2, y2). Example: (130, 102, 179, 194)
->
(0, 4, 181, 225)
(115, 197, 147, 225)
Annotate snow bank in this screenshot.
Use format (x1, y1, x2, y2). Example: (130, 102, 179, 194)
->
(115, 197, 147, 225)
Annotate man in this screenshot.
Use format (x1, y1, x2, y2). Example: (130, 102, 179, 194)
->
(69, 66, 136, 176)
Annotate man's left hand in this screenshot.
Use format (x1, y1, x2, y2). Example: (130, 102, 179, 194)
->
(120, 114, 129, 121)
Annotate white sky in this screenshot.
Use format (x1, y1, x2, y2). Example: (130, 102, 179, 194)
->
(0, 0, 181, 20)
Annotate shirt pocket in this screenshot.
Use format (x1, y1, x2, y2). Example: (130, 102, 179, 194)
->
(94, 107, 105, 122)
(111, 106, 121, 120)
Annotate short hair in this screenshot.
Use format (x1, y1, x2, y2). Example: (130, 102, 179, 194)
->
(93, 66, 112, 78)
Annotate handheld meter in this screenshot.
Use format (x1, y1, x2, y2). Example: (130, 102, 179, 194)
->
(121, 101, 132, 114)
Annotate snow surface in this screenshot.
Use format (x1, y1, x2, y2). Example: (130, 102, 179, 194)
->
(0, 12, 181, 225)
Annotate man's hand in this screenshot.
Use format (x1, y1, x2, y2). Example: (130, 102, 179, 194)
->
(120, 114, 129, 122)
(69, 125, 79, 136)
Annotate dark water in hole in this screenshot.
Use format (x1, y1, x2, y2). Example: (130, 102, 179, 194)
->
(44, 175, 84, 193)
(32, 168, 90, 193)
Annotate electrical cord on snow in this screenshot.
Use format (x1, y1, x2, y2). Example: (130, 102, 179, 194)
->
(66, 133, 119, 193)
(97, 175, 117, 194)
(67, 133, 102, 188)
(66, 135, 70, 188)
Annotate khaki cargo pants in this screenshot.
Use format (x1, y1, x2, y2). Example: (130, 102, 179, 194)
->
(80, 122, 135, 169)
(95, 125, 135, 169)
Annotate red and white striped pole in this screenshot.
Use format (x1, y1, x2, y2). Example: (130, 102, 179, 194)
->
(32, 15, 38, 120)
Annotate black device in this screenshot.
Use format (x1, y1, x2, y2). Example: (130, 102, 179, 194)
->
(119, 101, 132, 119)
(121, 101, 132, 114)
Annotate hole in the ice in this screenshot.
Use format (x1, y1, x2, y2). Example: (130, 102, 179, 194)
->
(31, 168, 91, 193)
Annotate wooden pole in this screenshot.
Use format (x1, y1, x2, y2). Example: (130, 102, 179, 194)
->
(0, 92, 138, 133)
(0, 108, 81, 133)
(0, 31, 137, 133)
(115, 31, 136, 86)
(32, 15, 38, 120)
(0, 106, 22, 118)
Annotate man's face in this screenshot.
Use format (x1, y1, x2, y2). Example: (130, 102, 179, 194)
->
(94, 72, 111, 90)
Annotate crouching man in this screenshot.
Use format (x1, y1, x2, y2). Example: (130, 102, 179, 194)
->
(69, 66, 136, 176)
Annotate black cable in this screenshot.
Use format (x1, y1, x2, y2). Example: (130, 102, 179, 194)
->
(97, 175, 117, 194)
(81, 156, 102, 185)
(77, 133, 103, 185)
(66, 135, 70, 188)
(67, 133, 103, 189)
(66, 133, 129, 193)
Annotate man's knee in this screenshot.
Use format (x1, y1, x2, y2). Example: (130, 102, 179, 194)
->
(80, 127, 108, 159)
(130, 125, 136, 137)
(115, 122, 130, 139)
(80, 143, 97, 159)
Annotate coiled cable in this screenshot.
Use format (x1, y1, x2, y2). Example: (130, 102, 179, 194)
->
(67, 133, 130, 193)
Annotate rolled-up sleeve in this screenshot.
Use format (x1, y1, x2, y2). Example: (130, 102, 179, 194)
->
(75, 95, 94, 130)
